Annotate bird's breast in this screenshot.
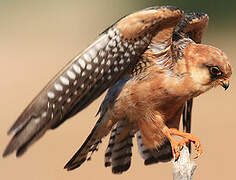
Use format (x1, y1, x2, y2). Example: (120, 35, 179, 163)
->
(116, 71, 188, 123)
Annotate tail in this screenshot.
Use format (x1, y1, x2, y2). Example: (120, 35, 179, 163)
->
(136, 131, 173, 165)
(104, 127, 172, 174)
(104, 120, 134, 174)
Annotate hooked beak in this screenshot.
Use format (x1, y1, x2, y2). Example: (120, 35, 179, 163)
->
(217, 78, 230, 90)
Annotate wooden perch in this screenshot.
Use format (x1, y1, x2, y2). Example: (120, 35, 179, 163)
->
(173, 146, 197, 180)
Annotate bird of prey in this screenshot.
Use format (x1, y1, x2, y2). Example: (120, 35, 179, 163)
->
(3, 6, 232, 174)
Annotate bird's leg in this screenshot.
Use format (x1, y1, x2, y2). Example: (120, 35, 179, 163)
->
(163, 128, 203, 160)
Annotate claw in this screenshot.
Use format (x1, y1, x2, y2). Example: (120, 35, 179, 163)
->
(172, 141, 181, 160)
(193, 150, 202, 159)
(164, 128, 203, 160)
(191, 137, 203, 159)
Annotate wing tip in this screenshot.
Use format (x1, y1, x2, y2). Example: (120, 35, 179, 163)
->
(2, 137, 28, 158)
(64, 157, 86, 171)
(2, 143, 14, 158)
(2, 149, 10, 158)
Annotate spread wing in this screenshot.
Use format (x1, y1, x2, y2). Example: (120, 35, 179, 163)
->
(63, 6, 185, 171)
(64, 11, 210, 171)
(3, 6, 183, 157)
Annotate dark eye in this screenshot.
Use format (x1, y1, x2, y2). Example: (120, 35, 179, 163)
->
(209, 66, 222, 77)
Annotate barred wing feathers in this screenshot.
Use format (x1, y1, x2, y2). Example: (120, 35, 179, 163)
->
(3, 6, 183, 161)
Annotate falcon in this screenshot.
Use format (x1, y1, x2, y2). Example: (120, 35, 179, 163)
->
(3, 6, 232, 174)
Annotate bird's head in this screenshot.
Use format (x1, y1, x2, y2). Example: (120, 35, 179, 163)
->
(184, 43, 232, 95)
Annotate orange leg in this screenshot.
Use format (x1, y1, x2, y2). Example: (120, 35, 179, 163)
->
(164, 128, 203, 160)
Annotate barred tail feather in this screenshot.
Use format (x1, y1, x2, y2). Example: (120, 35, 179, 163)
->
(136, 131, 173, 165)
(104, 120, 134, 174)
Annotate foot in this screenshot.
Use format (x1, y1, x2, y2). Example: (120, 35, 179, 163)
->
(164, 128, 203, 160)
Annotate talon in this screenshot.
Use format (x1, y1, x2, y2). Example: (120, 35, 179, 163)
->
(172, 142, 181, 160)
(194, 149, 202, 159)
(191, 137, 203, 158)
(163, 129, 185, 160)
(195, 143, 203, 158)
(164, 128, 203, 159)
(175, 152, 180, 160)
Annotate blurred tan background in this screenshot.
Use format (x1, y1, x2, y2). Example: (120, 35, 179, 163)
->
(0, 0, 235, 179)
